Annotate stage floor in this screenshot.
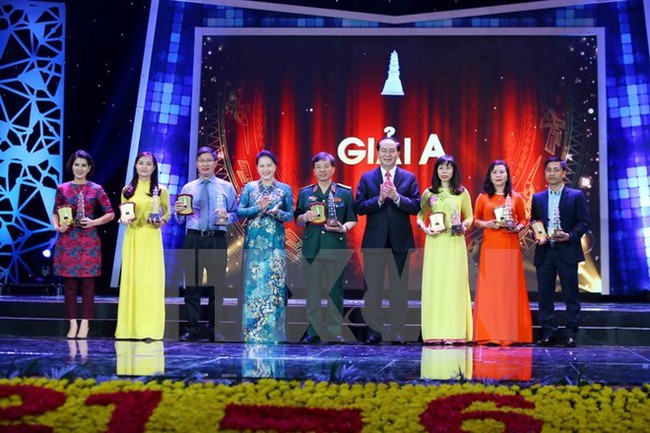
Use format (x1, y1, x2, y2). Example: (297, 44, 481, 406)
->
(1, 337, 649, 385)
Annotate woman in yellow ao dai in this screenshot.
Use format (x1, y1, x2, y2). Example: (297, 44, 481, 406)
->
(416, 155, 473, 344)
(115, 151, 170, 340)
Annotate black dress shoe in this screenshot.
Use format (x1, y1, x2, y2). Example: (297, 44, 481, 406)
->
(535, 336, 556, 347)
(565, 337, 577, 348)
(180, 331, 199, 342)
(365, 333, 382, 345)
(299, 334, 321, 344)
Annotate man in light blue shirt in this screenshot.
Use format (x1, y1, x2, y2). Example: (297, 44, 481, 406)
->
(174, 147, 237, 341)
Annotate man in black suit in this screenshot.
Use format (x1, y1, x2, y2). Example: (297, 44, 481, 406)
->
(355, 136, 420, 343)
(531, 156, 590, 348)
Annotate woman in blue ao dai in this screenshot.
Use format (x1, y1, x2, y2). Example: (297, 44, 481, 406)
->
(237, 150, 293, 343)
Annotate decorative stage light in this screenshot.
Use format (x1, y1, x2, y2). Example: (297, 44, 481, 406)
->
(26, 248, 54, 286)
(578, 175, 593, 189)
(381, 50, 404, 96)
(33, 238, 57, 285)
(579, 232, 601, 293)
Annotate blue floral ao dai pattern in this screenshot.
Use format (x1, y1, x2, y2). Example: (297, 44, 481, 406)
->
(237, 180, 293, 343)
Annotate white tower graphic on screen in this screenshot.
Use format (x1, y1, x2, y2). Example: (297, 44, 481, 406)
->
(381, 50, 404, 96)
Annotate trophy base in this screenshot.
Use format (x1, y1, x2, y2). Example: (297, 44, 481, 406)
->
(326, 218, 339, 226)
(500, 220, 517, 229)
(451, 225, 464, 235)
(214, 217, 229, 226)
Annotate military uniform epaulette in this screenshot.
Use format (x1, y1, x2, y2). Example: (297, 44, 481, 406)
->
(300, 184, 316, 191)
(336, 183, 351, 190)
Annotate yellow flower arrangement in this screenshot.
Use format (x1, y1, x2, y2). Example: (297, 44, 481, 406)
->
(1, 378, 650, 432)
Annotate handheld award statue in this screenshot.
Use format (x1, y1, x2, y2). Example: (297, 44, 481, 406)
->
(57, 205, 73, 224)
(308, 203, 326, 225)
(74, 192, 85, 227)
(450, 209, 464, 235)
(493, 205, 505, 224)
(214, 190, 229, 226)
(177, 194, 193, 215)
(326, 191, 339, 226)
(531, 220, 547, 242)
(500, 195, 517, 228)
(148, 187, 161, 224)
(429, 212, 446, 232)
(549, 205, 561, 237)
(119, 202, 136, 223)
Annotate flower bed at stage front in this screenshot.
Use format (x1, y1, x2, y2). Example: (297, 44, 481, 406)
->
(1, 378, 650, 432)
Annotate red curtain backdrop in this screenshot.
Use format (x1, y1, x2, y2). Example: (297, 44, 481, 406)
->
(212, 34, 600, 292)
(224, 36, 547, 249)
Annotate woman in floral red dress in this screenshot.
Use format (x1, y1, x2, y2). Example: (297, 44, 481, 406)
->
(53, 150, 114, 339)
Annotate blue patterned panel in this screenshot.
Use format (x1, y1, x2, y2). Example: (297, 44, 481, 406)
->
(0, 1, 64, 283)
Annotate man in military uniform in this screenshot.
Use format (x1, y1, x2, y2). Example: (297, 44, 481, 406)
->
(295, 152, 357, 343)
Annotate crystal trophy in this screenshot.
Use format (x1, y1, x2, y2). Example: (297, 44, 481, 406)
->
(326, 191, 339, 226)
(450, 209, 464, 235)
(74, 192, 85, 227)
(148, 187, 161, 224)
(549, 205, 561, 237)
(214, 190, 229, 226)
(500, 195, 517, 228)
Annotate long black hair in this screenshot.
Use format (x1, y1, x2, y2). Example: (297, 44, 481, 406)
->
(429, 154, 464, 195)
(481, 159, 512, 198)
(123, 151, 159, 199)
